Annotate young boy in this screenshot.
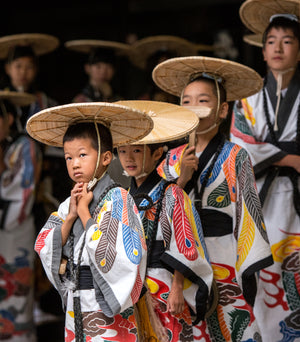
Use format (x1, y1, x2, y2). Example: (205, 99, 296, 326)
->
(116, 100, 214, 342)
(26, 102, 152, 341)
(152, 56, 274, 341)
(231, 1, 300, 340)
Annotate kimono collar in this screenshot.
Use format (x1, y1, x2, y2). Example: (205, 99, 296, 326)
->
(265, 70, 300, 140)
(129, 168, 162, 206)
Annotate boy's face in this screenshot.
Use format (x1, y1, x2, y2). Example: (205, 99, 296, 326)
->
(5, 56, 37, 91)
(263, 27, 300, 72)
(64, 137, 109, 184)
(85, 62, 115, 85)
(118, 145, 163, 186)
(181, 80, 228, 133)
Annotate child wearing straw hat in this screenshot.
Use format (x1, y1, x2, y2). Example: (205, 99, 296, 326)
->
(152, 56, 274, 341)
(116, 100, 213, 342)
(0, 91, 42, 341)
(26, 102, 153, 341)
(230, 0, 300, 340)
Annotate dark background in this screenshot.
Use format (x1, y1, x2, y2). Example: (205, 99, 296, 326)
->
(0, 0, 267, 105)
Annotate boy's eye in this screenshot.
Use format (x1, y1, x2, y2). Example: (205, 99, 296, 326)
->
(80, 153, 86, 157)
(65, 156, 71, 161)
(182, 100, 190, 105)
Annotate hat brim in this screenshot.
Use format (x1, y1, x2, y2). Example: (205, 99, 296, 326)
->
(152, 56, 263, 102)
(239, 0, 300, 34)
(64, 40, 130, 55)
(115, 100, 202, 144)
(26, 102, 153, 147)
(243, 34, 263, 47)
(0, 90, 36, 106)
(0, 33, 59, 59)
(129, 35, 201, 70)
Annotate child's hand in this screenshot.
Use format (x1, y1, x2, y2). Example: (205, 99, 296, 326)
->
(177, 146, 198, 188)
(68, 182, 84, 219)
(167, 283, 185, 316)
(77, 183, 93, 228)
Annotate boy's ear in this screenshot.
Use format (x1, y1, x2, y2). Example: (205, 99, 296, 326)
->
(219, 102, 229, 119)
(102, 151, 113, 166)
(153, 147, 164, 161)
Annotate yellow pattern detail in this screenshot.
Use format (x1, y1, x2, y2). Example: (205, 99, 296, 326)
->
(212, 264, 230, 280)
(216, 196, 224, 203)
(236, 201, 255, 272)
(133, 248, 138, 256)
(100, 258, 106, 267)
(68, 311, 74, 318)
(92, 229, 102, 241)
(271, 236, 300, 263)
(146, 277, 159, 294)
(242, 98, 256, 126)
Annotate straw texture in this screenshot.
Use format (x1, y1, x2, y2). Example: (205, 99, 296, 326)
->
(0, 90, 36, 106)
(0, 33, 59, 59)
(243, 34, 263, 47)
(115, 100, 201, 144)
(64, 39, 130, 54)
(152, 56, 263, 102)
(26, 102, 153, 147)
(129, 35, 206, 70)
(240, 0, 300, 34)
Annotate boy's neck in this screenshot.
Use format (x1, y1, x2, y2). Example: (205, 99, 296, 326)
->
(271, 68, 296, 90)
(195, 126, 219, 152)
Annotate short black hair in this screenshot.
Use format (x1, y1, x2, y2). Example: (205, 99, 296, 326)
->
(263, 16, 300, 47)
(7, 45, 38, 65)
(87, 48, 116, 66)
(63, 122, 113, 153)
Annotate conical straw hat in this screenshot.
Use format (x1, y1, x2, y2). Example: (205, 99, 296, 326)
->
(239, 0, 300, 34)
(243, 33, 263, 47)
(0, 33, 59, 59)
(26, 102, 153, 147)
(115, 100, 206, 144)
(0, 90, 36, 106)
(64, 39, 130, 55)
(152, 56, 263, 102)
(129, 35, 213, 70)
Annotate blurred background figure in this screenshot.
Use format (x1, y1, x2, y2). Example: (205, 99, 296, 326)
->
(0, 90, 42, 342)
(65, 39, 130, 103)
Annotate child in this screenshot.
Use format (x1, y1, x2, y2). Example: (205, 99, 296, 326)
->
(152, 56, 274, 341)
(116, 100, 213, 342)
(0, 91, 42, 341)
(230, 1, 300, 340)
(26, 102, 153, 341)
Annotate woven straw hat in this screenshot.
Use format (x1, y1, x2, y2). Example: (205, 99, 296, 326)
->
(0, 33, 59, 59)
(115, 100, 205, 144)
(243, 33, 263, 47)
(240, 0, 300, 34)
(64, 39, 130, 55)
(0, 90, 36, 106)
(26, 102, 153, 147)
(152, 56, 263, 102)
(129, 35, 213, 70)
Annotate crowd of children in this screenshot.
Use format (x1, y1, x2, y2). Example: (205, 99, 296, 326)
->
(0, 0, 299, 341)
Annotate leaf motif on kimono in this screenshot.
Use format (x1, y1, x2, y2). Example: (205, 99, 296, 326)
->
(207, 180, 230, 208)
(95, 212, 118, 273)
(160, 193, 172, 249)
(233, 104, 254, 136)
(242, 161, 268, 242)
(236, 202, 255, 272)
(223, 145, 240, 203)
(229, 309, 251, 342)
(122, 219, 143, 265)
(130, 268, 143, 305)
(173, 187, 198, 261)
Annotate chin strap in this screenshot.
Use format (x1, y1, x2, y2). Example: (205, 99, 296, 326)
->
(274, 67, 295, 131)
(135, 145, 148, 180)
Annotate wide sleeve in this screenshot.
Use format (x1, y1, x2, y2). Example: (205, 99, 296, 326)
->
(85, 187, 147, 316)
(157, 144, 188, 180)
(230, 98, 286, 175)
(0, 136, 42, 230)
(159, 184, 213, 321)
(229, 146, 274, 305)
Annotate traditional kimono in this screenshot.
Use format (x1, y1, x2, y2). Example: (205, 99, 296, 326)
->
(128, 170, 213, 342)
(230, 71, 300, 342)
(34, 173, 147, 342)
(157, 133, 273, 342)
(0, 134, 42, 341)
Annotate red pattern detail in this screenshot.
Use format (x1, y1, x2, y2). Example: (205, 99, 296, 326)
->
(260, 269, 289, 310)
(295, 272, 300, 295)
(172, 187, 198, 261)
(130, 266, 143, 305)
(34, 229, 52, 255)
(65, 327, 75, 342)
(120, 188, 129, 226)
(231, 113, 263, 145)
(97, 314, 136, 341)
(193, 320, 210, 340)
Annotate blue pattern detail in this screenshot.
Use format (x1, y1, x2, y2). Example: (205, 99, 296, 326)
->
(279, 319, 300, 342)
(122, 222, 142, 265)
(21, 137, 35, 189)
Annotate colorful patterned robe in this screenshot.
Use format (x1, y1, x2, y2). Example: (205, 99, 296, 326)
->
(129, 172, 213, 342)
(34, 174, 147, 342)
(230, 71, 300, 342)
(157, 140, 273, 342)
(0, 134, 42, 341)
